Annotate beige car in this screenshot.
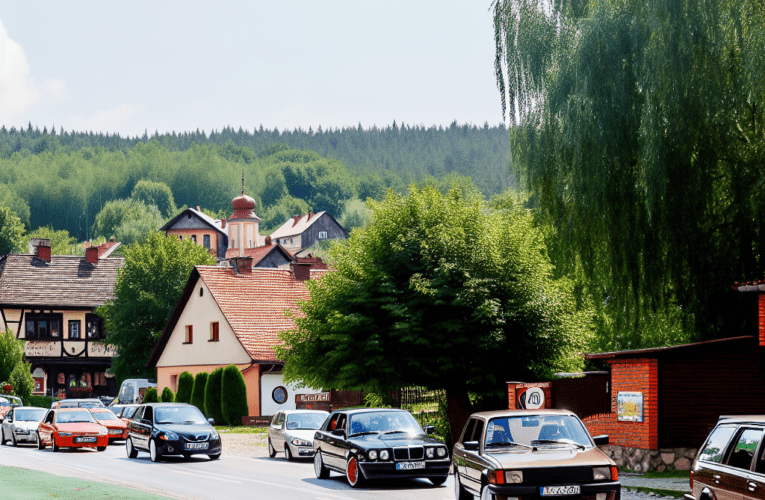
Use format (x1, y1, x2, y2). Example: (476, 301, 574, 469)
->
(453, 409, 620, 500)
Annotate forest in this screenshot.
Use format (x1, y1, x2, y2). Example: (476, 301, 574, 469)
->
(0, 121, 510, 244)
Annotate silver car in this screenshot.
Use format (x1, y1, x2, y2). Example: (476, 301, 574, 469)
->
(1, 406, 47, 446)
(268, 410, 328, 460)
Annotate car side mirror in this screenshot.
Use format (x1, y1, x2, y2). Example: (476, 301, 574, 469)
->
(331, 429, 346, 437)
(208, 418, 215, 426)
(463, 441, 479, 451)
(592, 434, 609, 446)
(424, 425, 435, 435)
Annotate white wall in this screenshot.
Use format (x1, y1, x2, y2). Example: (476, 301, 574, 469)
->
(260, 373, 323, 416)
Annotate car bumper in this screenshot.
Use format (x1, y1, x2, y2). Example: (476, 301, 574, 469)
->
(55, 435, 110, 448)
(359, 459, 451, 480)
(487, 481, 621, 500)
(157, 439, 222, 457)
(288, 444, 316, 457)
(12, 430, 37, 443)
(107, 429, 128, 441)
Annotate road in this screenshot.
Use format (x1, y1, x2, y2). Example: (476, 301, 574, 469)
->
(0, 441, 453, 500)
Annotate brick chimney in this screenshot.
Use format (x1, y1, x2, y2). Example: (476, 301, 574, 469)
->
(290, 262, 311, 281)
(85, 246, 99, 264)
(37, 244, 51, 262)
(230, 256, 253, 274)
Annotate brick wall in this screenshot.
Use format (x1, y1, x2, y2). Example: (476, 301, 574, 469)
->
(759, 293, 765, 346)
(582, 359, 658, 449)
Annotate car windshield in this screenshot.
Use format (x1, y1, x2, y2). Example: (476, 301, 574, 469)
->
(92, 410, 119, 422)
(56, 410, 97, 424)
(348, 411, 423, 436)
(155, 406, 207, 425)
(15, 409, 47, 422)
(484, 415, 593, 449)
(285, 413, 326, 430)
(120, 406, 139, 419)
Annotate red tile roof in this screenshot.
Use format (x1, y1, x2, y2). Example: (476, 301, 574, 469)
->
(224, 243, 293, 262)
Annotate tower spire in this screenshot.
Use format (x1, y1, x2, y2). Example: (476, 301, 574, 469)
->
(241, 167, 245, 195)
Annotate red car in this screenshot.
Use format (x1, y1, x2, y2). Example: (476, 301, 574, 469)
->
(37, 408, 109, 451)
(89, 408, 128, 442)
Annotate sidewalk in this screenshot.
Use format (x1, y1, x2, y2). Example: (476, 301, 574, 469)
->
(620, 473, 691, 494)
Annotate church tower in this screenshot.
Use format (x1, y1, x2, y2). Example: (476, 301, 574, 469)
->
(228, 174, 261, 255)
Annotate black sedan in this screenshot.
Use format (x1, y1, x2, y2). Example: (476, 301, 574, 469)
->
(125, 403, 222, 462)
(313, 408, 450, 487)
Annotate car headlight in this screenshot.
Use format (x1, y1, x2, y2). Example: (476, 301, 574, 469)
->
(98, 427, 108, 436)
(380, 450, 390, 461)
(368, 450, 378, 460)
(437, 447, 447, 457)
(426, 447, 435, 458)
(58, 432, 72, 437)
(160, 431, 179, 441)
(506, 470, 524, 484)
(210, 429, 219, 440)
(593, 467, 612, 480)
(291, 438, 311, 447)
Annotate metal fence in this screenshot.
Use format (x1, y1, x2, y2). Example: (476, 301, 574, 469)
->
(399, 386, 445, 426)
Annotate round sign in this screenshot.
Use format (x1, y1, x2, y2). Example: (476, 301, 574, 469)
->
(518, 387, 545, 409)
(272, 386, 288, 405)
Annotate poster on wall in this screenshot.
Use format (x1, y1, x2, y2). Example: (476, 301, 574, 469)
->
(617, 391, 644, 422)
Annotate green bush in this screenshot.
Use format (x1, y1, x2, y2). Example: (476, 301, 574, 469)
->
(205, 367, 224, 425)
(26, 394, 53, 408)
(175, 371, 194, 403)
(191, 372, 208, 416)
(221, 365, 248, 426)
(161, 387, 175, 403)
(143, 387, 159, 403)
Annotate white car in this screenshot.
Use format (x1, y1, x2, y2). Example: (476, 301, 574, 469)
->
(268, 410, 328, 460)
(1, 406, 47, 446)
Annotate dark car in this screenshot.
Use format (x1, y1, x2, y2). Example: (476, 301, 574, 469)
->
(684, 415, 765, 500)
(125, 403, 222, 462)
(312, 408, 450, 487)
(453, 410, 620, 500)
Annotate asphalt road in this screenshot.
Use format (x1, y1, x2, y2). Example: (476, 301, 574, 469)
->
(0, 441, 453, 500)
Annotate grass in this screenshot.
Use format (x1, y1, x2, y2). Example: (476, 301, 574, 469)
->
(215, 426, 268, 434)
(624, 486, 686, 499)
(642, 470, 691, 479)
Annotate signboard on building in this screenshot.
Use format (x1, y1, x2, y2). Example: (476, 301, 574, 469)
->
(25, 341, 60, 357)
(88, 342, 117, 357)
(617, 391, 644, 422)
(295, 392, 330, 403)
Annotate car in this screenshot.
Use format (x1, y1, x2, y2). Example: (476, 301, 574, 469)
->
(684, 415, 765, 500)
(51, 398, 106, 409)
(1, 406, 47, 446)
(89, 408, 128, 442)
(36, 407, 109, 451)
(452, 409, 620, 500)
(312, 408, 450, 487)
(0, 395, 23, 422)
(268, 409, 328, 460)
(111, 404, 140, 424)
(125, 403, 222, 462)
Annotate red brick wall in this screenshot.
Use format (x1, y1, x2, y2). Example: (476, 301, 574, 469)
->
(759, 294, 765, 346)
(582, 359, 658, 449)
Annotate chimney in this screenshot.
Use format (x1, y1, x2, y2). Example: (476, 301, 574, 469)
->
(292, 215, 301, 227)
(290, 262, 311, 281)
(265, 235, 272, 246)
(230, 256, 253, 274)
(37, 244, 51, 263)
(85, 246, 99, 264)
(196, 206, 201, 212)
(29, 238, 51, 256)
(221, 219, 226, 229)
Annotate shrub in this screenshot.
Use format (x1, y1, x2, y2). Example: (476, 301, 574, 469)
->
(191, 372, 209, 416)
(161, 387, 175, 403)
(221, 365, 248, 426)
(143, 387, 159, 403)
(175, 371, 194, 403)
(205, 367, 224, 425)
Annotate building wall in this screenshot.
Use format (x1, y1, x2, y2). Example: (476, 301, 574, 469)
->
(260, 373, 323, 416)
(167, 228, 222, 258)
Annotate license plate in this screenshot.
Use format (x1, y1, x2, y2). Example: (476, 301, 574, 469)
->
(76, 437, 97, 443)
(396, 461, 426, 470)
(184, 442, 209, 450)
(109, 430, 122, 435)
(541, 485, 582, 496)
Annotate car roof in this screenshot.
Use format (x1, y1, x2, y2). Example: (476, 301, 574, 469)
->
(282, 409, 329, 414)
(56, 407, 93, 412)
(332, 408, 410, 415)
(140, 403, 195, 407)
(468, 409, 578, 419)
(11, 406, 46, 411)
(718, 415, 765, 424)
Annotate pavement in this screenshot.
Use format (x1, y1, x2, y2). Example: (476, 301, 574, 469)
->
(620, 472, 691, 500)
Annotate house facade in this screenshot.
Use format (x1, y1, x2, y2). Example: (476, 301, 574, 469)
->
(160, 207, 229, 259)
(147, 259, 327, 418)
(269, 211, 349, 255)
(0, 239, 123, 399)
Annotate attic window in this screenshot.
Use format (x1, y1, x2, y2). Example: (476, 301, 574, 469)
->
(200, 287, 203, 297)
(210, 322, 219, 342)
(318, 231, 328, 240)
(188, 213, 192, 219)
(184, 325, 193, 344)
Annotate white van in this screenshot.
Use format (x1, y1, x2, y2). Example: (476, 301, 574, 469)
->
(116, 379, 157, 404)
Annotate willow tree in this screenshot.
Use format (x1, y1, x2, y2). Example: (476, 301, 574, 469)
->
(278, 186, 592, 442)
(493, 0, 765, 346)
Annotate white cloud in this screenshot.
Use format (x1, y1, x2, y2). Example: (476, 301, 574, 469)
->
(0, 18, 42, 122)
(69, 103, 142, 134)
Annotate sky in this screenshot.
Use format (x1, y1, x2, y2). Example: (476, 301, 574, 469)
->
(0, 1, 503, 139)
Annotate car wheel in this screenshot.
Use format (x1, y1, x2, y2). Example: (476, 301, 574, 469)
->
(454, 470, 471, 500)
(209, 453, 221, 460)
(429, 475, 447, 486)
(480, 484, 495, 500)
(36, 432, 45, 450)
(313, 450, 329, 479)
(51, 437, 59, 452)
(267, 438, 276, 458)
(126, 437, 137, 458)
(285, 444, 293, 461)
(10, 431, 17, 447)
(0, 428, 5, 445)
(346, 456, 365, 488)
(149, 439, 162, 462)
(97, 446, 106, 451)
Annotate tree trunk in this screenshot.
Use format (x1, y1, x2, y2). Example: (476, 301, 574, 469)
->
(445, 387, 472, 449)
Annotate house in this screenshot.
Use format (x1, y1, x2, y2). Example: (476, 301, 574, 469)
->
(0, 239, 124, 399)
(223, 242, 294, 269)
(160, 206, 229, 259)
(146, 258, 328, 419)
(268, 211, 349, 255)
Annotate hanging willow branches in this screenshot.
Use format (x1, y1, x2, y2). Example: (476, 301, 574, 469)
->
(493, 0, 765, 345)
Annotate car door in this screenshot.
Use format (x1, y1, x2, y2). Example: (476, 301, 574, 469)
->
(743, 427, 765, 500)
(131, 406, 152, 450)
(461, 417, 486, 495)
(321, 413, 348, 470)
(453, 418, 476, 476)
(2, 408, 14, 439)
(38, 410, 55, 444)
(697, 425, 748, 500)
(269, 412, 284, 449)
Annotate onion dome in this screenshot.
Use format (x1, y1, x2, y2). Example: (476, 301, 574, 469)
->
(229, 191, 260, 221)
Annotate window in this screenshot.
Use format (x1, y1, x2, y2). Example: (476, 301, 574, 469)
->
(68, 320, 81, 339)
(318, 231, 328, 240)
(725, 428, 764, 470)
(200, 287, 204, 297)
(86, 314, 104, 339)
(170, 374, 178, 392)
(184, 325, 193, 343)
(203, 234, 210, 249)
(462, 419, 477, 443)
(699, 425, 737, 463)
(24, 314, 62, 339)
(210, 322, 219, 341)
(178, 235, 183, 241)
(191, 235, 197, 243)
(473, 419, 485, 444)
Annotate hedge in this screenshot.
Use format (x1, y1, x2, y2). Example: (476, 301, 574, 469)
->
(191, 372, 209, 416)
(175, 371, 194, 404)
(161, 386, 175, 403)
(204, 367, 225, 425)
(221, 365, 248, 426)
(143, 387, 159, 403)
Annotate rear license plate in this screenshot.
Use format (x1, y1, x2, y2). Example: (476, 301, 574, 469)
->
(541, 485, 582, 496)
(184, 442, 209, 450)
(396, 461, 426, 470)
(109, 430, 121, 435)
(76, 437, 97, 443)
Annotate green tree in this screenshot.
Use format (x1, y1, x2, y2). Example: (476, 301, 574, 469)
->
(130, 180, 176, 218)
(0, 329, 24, 384)
(0, 183, 31, 229)
(175, 371, 194, 404)
(0, 206, 25, 255)
(9, 362, 34, 402)
(338, 199, 372, 232)
(493, 0, 765, 346)
(98, 232, 216, 382)
(91, 198, 165, 245)
(277, 186, 592, 442)
(191, 372, 209, 416)
(27, 226, 80, 255)
(143, 387, 159, 403)
(205, 367, 225, 426)
(161, 386, 175, 403)
(221, 365, 248, 426)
